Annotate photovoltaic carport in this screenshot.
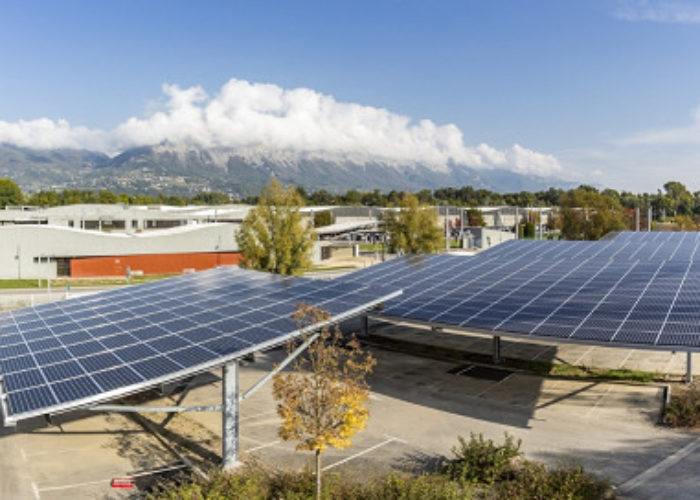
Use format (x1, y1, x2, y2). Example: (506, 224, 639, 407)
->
(0, 266, 400, 468)
(338, 231, 700, 383)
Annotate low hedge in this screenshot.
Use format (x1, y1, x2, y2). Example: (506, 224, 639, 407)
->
(149, 435, 613, 500)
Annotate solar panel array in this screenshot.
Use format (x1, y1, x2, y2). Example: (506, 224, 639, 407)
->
(0, 267, 400, 424)
(337, 231, 700, 350)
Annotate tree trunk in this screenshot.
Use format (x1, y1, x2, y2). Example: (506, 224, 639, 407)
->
(315, 449, 322, 500)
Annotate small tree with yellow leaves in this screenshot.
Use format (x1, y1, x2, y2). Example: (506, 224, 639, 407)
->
(272, 304, 376, 499)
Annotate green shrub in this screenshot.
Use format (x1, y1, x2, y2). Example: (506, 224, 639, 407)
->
(149, 468, 270, 499)
(335, 473, 471, 500)
(499, 462, 614, 500)
(664, 384, 700, 427)
(443, 433, 522, 485)
(314, 210, 333, 228)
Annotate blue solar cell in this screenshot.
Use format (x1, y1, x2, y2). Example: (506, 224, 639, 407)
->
(0, 343, 30, 358)
(147, 335, 190, 352)
(27, 337, 63, 352)
(43, 360, 86, 383)
(52, 376, 102, 403)
(202, 336, 251, 355)
(113, 344, 158, 363)
(23, 329, 52, 341)
(3, 369, 45, 392)
(233, 327, 280, 346)
(159, 317, 199, 332)
(80, 352, 123, 372)
(68, 341, 106, 357)
(0, 354, 35, 373)
(92, 366, 143, 391)
(131, 356, 184, 379)
(100, 334, 137, 350)
(179, 326, 222, 343)
(167, 346, 216, 366)
(87, 325, 122, 339)
(50, 321, 82, 335)
(34, 348, 74, 365)
(7, 385, 57, 414)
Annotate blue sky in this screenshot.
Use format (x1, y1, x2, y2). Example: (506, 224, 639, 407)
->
(1, 0, 700, 191)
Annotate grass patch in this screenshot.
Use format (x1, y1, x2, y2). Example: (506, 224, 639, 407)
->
(308, 265, 358, 272)
(664, 383, 700, 428)
(0, 274, 176, 289)
(521, 360, 657, 383)
(358, 243, 387, 252)
(0, 279, 44, 289)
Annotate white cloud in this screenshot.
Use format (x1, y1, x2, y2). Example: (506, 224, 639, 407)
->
(615, 0, 700, 24)
(616, 106, 700, 145)
(0, 77, 563, 177)
(0, 118, 109, 151)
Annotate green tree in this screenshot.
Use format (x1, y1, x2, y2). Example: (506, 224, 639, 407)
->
(663, 181, 694, 216)
(236, 178, 315, 275)
(466, 207, 486, 227)
(0, 178, 23, 207)
(675, 215, 696, 231)
(386, 193, 443, 253)
(313, 210, 333, 227)
(559, 188, 626, 240)
(191, 191, 231, 205)
(273, 304, 375, 500)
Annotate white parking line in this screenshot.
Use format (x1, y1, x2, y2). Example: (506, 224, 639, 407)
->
(240, 410, 278, 421)
(25, 445, 105, 458)
(37, 477, 110, 493)
(474, 373, 515, 398)
(617, 350, 634, 369)
(31, 481, 40, 500)
(322, 437, 399, 471)
(585, 385, 613, 417)
(620, 437, 700, 492)
(572, 346, 595, 366)
(247, 440, 281, 452)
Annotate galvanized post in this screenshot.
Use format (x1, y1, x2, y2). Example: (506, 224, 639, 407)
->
(445, 206, 449, 253)
(360, 314, 369, 337)
(648, 207, 652, 231)
(222, 361, 239, 469)
(635, 208, 640, 232)
(492, 336, 501, 365)
(515, 206, 518, 239)
(686, 352, 693, 384)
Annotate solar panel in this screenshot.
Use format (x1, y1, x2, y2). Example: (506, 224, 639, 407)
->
(337, 231, 700, 351)
(0, 267, 401, 424)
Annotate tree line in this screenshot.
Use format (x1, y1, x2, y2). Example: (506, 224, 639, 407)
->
(1, 177, 698, 218)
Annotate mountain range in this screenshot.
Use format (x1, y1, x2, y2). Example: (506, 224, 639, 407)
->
(0, 142, 577, 197)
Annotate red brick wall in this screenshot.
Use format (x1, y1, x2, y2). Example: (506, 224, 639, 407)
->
(70, 252, 241, 277)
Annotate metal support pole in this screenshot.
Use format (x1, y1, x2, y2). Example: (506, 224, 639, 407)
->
(514, 206, 519, 239)
(648, 207, 652, 231)
(492, 336, 501, 365)
(445, 206, 449, 253)
(222, 360, 239, 469)
(361, 315, 369, 337)
(686, 352, 693, 384)
(635, 208, 640, 231)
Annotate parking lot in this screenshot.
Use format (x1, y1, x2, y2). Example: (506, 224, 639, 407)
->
(2, 338, 698, 500)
